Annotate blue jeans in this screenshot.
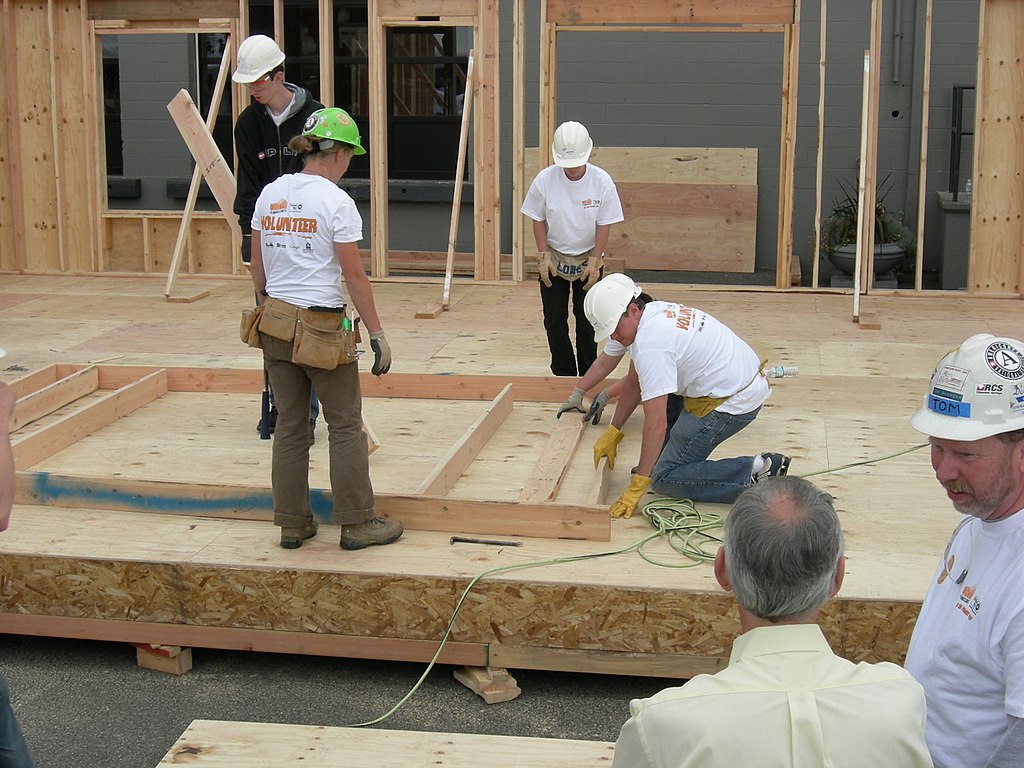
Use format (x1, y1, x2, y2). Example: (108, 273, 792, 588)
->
(0, 676, 33, 768)
(649, 395, 760, 504)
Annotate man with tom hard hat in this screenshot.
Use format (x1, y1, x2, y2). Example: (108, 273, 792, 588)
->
(905, 333, 1024, 768)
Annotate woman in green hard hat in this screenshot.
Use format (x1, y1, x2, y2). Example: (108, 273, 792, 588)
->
(249, 107, 403, 552)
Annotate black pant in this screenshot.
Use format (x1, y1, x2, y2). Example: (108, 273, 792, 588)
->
(539, 273, 599, 377)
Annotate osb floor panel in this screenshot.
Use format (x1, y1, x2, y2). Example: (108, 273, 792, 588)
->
(1, 275, 1022, 670)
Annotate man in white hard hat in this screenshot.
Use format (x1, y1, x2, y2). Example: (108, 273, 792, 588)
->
(0, 367, 35, 766)
(905, 333, 1024, 768)
(558, 273, 790, 519)
(233, 34, 324, 441)
(612, 476, 932, 768)
(521, 121, 624, 377)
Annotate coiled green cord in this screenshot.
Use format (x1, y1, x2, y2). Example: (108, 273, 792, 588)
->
(348, 441, 931, 726)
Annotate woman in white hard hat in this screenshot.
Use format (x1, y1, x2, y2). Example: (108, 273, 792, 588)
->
(249, 107, 403, 552)
(233, 34, 325, 441)
(521, 121, 624, 377)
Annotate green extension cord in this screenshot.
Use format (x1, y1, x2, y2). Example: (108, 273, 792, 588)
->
(347, 441, 932, 726)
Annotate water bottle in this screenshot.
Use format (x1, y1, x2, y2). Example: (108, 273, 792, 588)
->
(963, 178, 972, 201)
(765, 365, 799, 379)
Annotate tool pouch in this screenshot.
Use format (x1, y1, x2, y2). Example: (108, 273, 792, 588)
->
(239, 306, 264, 348)
(257, 298, 299, 342)
(292, 307, 357, 369)
(683, 394, 729, 418)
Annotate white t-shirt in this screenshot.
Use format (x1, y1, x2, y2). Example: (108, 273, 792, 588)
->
(604, 301, 769, 415)
(520, 164, 624, 255)
(905, 509, 1024, 768)
(251, 173, 361, 308)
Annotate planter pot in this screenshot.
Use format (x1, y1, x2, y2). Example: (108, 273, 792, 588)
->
(828, 242, 907, 276)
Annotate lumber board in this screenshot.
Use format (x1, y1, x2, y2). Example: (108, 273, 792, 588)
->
(519, 417, 586, 502)
(157, 720, 616, 767)
(544, 0, 795, 26)
(416, 383, 514, 495)
(11, 370, 168, 469)
(0, 614, 486, 667)
(166, 89, 242, 242)
(10, 366, 100, 432)
(14, 473, 612, 541)
(87, 0, 238, 20)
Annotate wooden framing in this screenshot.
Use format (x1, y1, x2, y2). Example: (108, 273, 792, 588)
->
(0, 0, 1021, 300)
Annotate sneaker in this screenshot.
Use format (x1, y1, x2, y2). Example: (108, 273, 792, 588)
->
(309, 418, 316, 446)
(340, 517, 404, 550)
(257, 407, 279, 435)
(752, 452, 791, 483)
(280, 519, 318, 549)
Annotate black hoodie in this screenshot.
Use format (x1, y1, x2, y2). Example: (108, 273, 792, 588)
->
(232, 83, 324, 235)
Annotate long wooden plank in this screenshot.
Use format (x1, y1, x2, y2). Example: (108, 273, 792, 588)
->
(519, 417, 586, 502)
(156, 720, 615, 767)
(10, 366, 100, 432)
(416, 383, 514, 496)
(11, 370, 168, 469)
(87, 0, 238, 20)
(0, 614, 486, 667)
(489, 643, 725, 679)
(7, 365, 60, 399)
(545, 0, 795, 25)
(14, 473, 611, 541)
(166, 89, 242, 242)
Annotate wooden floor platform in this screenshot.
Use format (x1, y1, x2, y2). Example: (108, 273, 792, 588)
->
(157, 720, 615, 766)
(2, 275, 1023, 679)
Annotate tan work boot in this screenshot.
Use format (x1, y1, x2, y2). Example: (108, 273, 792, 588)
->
(280, 519, 318, 549)
(340, 516, 403, 550)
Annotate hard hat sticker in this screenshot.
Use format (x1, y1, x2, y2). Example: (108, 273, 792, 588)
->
(985, 341, 1024, 380)
(928, 394, 972, 418)
(935, 365, 970, 392)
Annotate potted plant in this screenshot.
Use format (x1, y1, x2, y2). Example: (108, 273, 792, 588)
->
(820, 174, 914, 277)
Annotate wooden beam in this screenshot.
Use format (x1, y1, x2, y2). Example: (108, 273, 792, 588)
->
(10, 366, 100, 432)
(368, 4, 389, 277)
(0, 613, 486, 667)
(586, 455, 610, 507)
(519, 417, 586, 502)
(14, 472, 612, 541)
(774, 1, 799, 288)
(7, 365, 60, 399)
(475, 0, 500, 281)
(488, 643, 725, 679)
(318, 0, 334, 106)
(416, 383, 514, 496)
(544, 0, 796, 26)
(511, 0, 525, 283)
(913, 0, 934, 293)
(12, 370, 168, 470)
(811, 0, 827, 289)
(87, 0, 239, 21)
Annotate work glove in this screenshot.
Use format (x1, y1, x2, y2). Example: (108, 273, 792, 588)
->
(584, 389, 610, 425)
(557, 388, 586, 419)
(537, 251, 554, 288)
(581, 255, 603, 290)
(240, 232, 252, 265)
(593, 424, 625, 469)
(369, 330, 392, 376)
(610, 474, 651, 519)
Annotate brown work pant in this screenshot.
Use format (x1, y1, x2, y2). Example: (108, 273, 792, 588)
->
(260, 333, 374, 528)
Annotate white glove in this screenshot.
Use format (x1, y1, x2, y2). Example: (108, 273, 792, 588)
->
(557, 388, 586, 419)
(581, 255, 603, 290)
(537, 251, 554, 288)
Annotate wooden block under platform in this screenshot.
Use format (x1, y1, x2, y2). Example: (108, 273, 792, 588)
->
(166, 289, 211, 304)
(453, 665, 522, 704)
(414, 303, 444, 319)
(857, 313, 882, 330)
(135, 644, 193, 675)
(158, 719, 615, 766)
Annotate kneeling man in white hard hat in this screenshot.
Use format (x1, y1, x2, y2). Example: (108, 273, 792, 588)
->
(905, 333, 1024, 768)
(557, 273, 790, 519)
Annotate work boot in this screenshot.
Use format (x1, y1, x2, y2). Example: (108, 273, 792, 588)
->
(340, 517, 404, 550)
(752, 452, 791, 483)
(257, 406, 278, 436)
(280, 519, 318, 549)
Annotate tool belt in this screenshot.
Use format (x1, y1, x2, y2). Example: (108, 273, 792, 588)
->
(682, 359, 768, 418)
(242, 297, 357, 369)
(549, 247, 597, 282)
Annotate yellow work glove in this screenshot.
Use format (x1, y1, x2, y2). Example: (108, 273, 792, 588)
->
(593, 424, 625, 469)
(610, 474, 651, 519)
(581, 255, 603, 290)
(537, 251, 554, 288)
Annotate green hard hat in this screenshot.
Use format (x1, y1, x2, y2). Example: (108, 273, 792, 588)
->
(301, 107, 366, 155)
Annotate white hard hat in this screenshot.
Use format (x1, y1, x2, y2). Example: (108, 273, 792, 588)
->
(584, 273, 642, 342)
(911, 333, 1024, 441)
(551, 121, 593, 168)
(233, 35, 286, 84)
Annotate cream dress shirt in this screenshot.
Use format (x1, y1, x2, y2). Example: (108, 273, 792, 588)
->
(612, 624, 933, 768)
